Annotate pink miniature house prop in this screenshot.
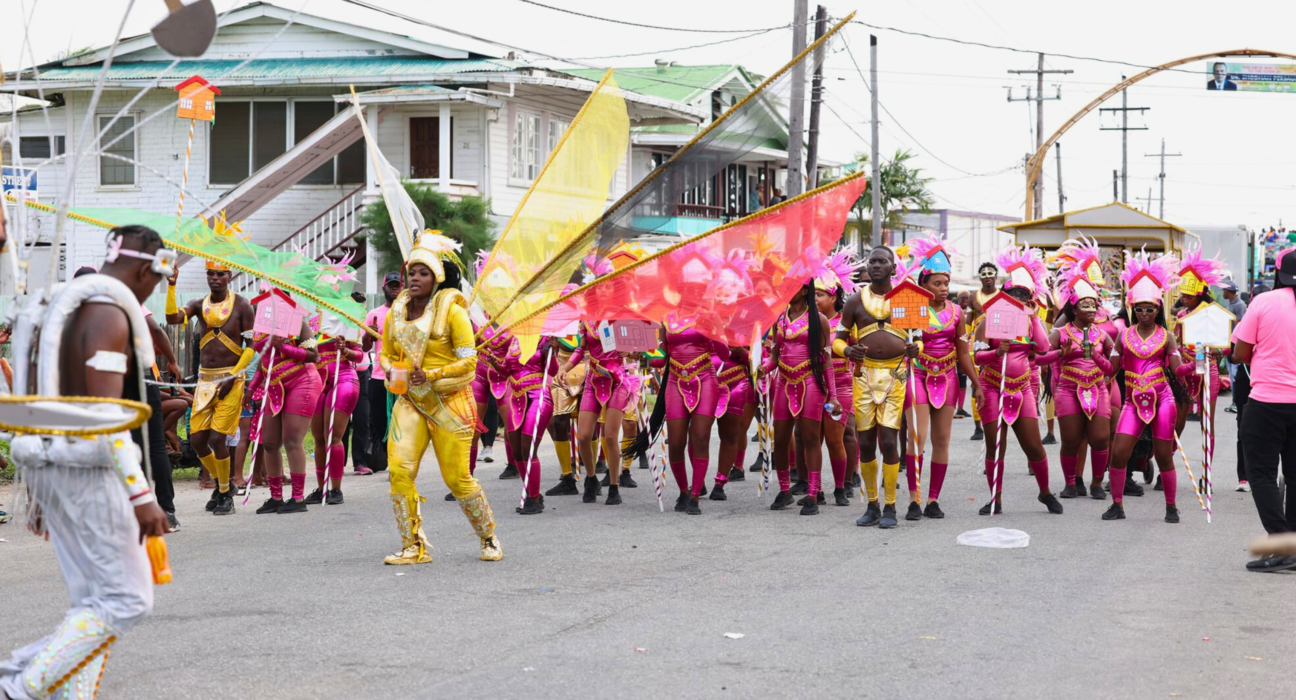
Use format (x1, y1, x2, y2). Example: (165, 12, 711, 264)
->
(982, 292, 1031, 340)
(251, 288, 308, 338)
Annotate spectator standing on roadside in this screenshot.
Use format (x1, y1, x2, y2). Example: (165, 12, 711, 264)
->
(1221, 280, 1247, 413)
(1231, 249, 1296, 573)
(362, 272, 403, 473)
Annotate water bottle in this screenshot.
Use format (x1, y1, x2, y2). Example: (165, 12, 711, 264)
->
(1194, 345, 1207, 376)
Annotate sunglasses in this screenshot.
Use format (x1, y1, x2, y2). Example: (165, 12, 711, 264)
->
(1133, 306, 1158, 314)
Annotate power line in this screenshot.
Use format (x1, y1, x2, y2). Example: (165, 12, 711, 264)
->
(515, 0, 788, 34)
(844, 18, 1202, 76)
(567, 27, 785, 60)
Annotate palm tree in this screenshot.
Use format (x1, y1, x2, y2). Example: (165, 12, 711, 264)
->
(829, 149, 934, 249)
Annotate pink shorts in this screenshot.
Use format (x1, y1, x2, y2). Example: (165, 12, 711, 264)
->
(978, 383, 1038, 427)
(664, 372, 720, 420)
(773, 375, 828, 422)
(912, 367, 957, 409)
(283, 368, 323, 418)
(1116, 385, 1176, 441)
(317, 367, 360, 415)
(579, 378, 636, 415)
(1054, 381, 1112, 419)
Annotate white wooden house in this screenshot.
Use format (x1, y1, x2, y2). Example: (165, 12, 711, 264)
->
(1, 1, 704, 293)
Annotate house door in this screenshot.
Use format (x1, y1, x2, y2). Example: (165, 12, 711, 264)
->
(409, 117, 449, 179)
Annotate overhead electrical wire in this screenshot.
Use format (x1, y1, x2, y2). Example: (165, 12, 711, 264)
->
(514, 0, 789, 34)
(567, 27, 786, 60)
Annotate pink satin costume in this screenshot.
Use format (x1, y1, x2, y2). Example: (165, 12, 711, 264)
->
(912, 303, 962, 409)
(662, 314, 725, 420)
(503, 336, 556, 437)
(474, 324, 511, 409)
(974, 315, 1050, 427)
(767, 310, 836, 422)
(315, 336, 362, 415)
(249, 335, 323, 422)
(1114, 326, 1177, 441)
(1049, 324, 1114, 419)
(716, 346, 755, 417)
(571, 321, 638, 414)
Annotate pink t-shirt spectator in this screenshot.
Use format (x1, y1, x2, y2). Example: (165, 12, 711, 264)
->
(366, 304, 391, 380)
(1232, 287, 1296, 403)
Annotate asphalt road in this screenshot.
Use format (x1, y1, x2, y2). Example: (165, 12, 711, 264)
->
(3, 411, 1292, 699)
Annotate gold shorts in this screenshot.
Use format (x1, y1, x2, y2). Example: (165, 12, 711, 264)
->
(191, 366, 245, 436)
(853, 357, 906, 431)
(552, 383, 581, 416)
(598, 403, 638, 424)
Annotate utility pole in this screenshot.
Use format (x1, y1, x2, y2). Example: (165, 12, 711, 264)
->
(804, 5, 828, 189)
(1099, 77, 1149, 204)
(1007, 52, 1072, 218)
(870, 34, 881, 249)
(1055, 142, 1065, 213)
(1139, 187, 1154, 213)
(1112, 170, 1118, 201)
(785, 0, 808, 198)
(1144, 137, 1182, 219)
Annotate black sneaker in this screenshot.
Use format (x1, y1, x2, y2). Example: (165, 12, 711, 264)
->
(499, 464, 520, 480)
(970, 426, 984, 441)
(619, 471, 638, 488)
(800, 498, 819, 515)
(749, 452, 767, 473)
(1038, 493, 1064, 514)
(516, 495, 545, 515)
(325, 489, 344, 505)
(165, 511, 181, 532)
(444, 493, 455, 501)
(1090, 483, 1108, 500)
(205, 486, 221, 512)
(978, 500, 1003, 515)
(698, 484, 708, 498)
(879, 504, 899, 529)
(595, 458, 608, 474)
(1165, 505, 1180, 524)
(277, 498, 308, 514)
(256, 498, 284, 514)
(1060, 484, 1077, 499)
(1042, 433, 1057, 445)
(852, 472, 862, 489)
(605, 485, 622, 505)
(582, 476, 601, 503)
(856, 501, 882, 526)
(1145, 463, 1155, 484)
(638, 453, 649, 470)
(674, 492, 690, 512)
(955, 408, 971, 418)
(833, 488, 850, 507)
(1154, 475, 1163, 491)
(1246, 554, 1296, 573)
(1102, 503, 1125, 520)
(213, 490, 235, 516)
(728, 467, 746, 482)
(905, 502, 922, 521)
(770, 490, 795, 511)
(1124, 477, 1144, 497)
(304, 488, 325, 505)
(709, 483, 727, 501)
(546, 475, 579, 496)
(686, 497, 702, 515)
(790, 480, 809, 496)
(600, 473, 611, 487)
(923, 501, 945, 519)
(1075, 480, 1088, 497)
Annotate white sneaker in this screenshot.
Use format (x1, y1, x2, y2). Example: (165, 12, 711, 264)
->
(481, 446, 494, 463)
(1237, 481, 1251, 492)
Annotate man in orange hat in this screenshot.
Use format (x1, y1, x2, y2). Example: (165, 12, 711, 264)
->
(165, 260, 256, 516)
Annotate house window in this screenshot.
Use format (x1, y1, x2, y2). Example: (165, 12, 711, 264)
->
(210, 101, 363, 186)
(547, 118, 569, 154)
(511, 109, 542, 182)
(98, 115, 135, 186)
(18, 136, 65, 159)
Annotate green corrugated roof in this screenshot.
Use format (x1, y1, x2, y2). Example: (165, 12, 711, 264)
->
(12, 57, 520, 83)
(566, 64, 738, 103)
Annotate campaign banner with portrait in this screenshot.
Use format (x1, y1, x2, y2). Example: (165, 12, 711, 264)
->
(1205, 61, 1296, 93)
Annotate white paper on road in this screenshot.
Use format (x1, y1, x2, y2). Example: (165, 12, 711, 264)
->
(957, 527, 1029, 549)
(723, 633, 745, 639)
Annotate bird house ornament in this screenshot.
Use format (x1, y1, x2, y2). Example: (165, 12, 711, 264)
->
(1179, 301, 1235, 350)
(175, 75, 218, 121)
(884, 278, 935, 331)
(982, 292, 1031, 340)
(251, 288, 307, 338)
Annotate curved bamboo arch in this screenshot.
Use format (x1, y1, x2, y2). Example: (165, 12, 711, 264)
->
(1025, 49, 1296, 217)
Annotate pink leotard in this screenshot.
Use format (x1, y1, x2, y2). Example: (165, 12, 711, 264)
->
(503, 336, 555, 435)
(474, 324, 511, 407)
(571, 321, 638, 414)
(1048, 323, 1114, 419)
(1114, 325, 1177, 441)
(315, 336, 362, 415)
(913, 303, 962, 409)
(662, 313, 725, 420)
(249, 335, 323, 421)
(1095, 310, 1126, 413)
(717, 346, 755, 417)
(767, 310, 835, 422)
(974, 316, 1050, 426)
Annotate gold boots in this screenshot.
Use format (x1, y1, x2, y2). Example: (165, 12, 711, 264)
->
(384, 493, 432, 565)
(457, 488, 503, 561)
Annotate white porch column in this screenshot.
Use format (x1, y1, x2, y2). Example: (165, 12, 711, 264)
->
(365, 106, 379, 198)
(438, 102, 451, 193)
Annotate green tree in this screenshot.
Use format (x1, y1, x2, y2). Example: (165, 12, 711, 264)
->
(829, 149, 934, 249)
(358, 181, 496, 277)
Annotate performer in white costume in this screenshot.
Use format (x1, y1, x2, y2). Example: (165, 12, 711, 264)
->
(0, 225, 171, 700)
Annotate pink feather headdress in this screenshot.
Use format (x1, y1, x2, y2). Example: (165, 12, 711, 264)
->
(995, 245, 1048, 299)
(1122, 248, 1180, 306)
(580, 252, 615, 284)
(710, 249, 755, 305)
(814, 248, 865, 296)
(890, 253, 918, 286)
(670, 243, 724, 286)
(1054, 237, 1105, 307)
(1176, 243, 1228, 297)
(907, 232, 956, 278)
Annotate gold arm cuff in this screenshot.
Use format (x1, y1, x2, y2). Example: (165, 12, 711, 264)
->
(165, 285, 180, 316)
(832, 338, 849, 357)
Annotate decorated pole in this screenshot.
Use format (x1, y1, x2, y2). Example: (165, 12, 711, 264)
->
(636, 366, 664, 512)
(319, 330, 344, 506)
(173, 75, 218, 235)
(1173, 433, 1208, 512)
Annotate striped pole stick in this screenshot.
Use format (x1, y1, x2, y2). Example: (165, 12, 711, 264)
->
(320, 338, 344, 506)
(175, 118, 195, 236)
(1172, 433, 1208, 512)
(1203, 379, 1213, 523)
(636, 368, 664, 512)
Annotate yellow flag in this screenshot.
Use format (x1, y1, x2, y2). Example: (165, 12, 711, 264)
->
(473, 71, 629, 360)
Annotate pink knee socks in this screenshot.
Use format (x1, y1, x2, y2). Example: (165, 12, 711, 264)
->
(1029, 458, 1050, 492)
(269, 475, 284, 500)
(905, 454, 918, 494)
(830, 457, 847, 491)
(290, 472, 305, 500)
(929, 462, 948, 501)
(670, 460, 688, 493)
(1110, 465, 1127, 504)
(777, 468, 791, 492)
(327, 444, 345, 482)
(1161, 468, 1176, 505)
(689, 454, 709, 496)
(1091, 449, 1109, 484)
(808, 471, 821, 499)
(526, 457, 541, 497)
(1061, 455, 1077, 486)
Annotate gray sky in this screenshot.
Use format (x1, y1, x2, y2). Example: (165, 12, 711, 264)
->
(6, 0, 1296, 231)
